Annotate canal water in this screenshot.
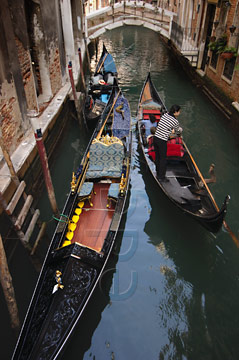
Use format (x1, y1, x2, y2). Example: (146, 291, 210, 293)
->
(3, 26, 239, 359)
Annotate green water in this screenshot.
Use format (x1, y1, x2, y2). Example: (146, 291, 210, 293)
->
(4, 26, 239, 360)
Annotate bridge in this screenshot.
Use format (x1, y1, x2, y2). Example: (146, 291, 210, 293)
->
(85, 1, 199, 67)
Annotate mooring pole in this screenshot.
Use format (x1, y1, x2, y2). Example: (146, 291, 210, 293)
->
(0, 135, 18, 182)
(68, 61, 82, 124)
(0, 234, 20, 335)
(68, 61, 78, 104)
(31, 121, 59, 218)
(83, 32, 91, 73)
(78, 48, 86, 93)
(95, 39, 98, 61)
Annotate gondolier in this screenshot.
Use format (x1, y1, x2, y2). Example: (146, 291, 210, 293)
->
(154, 104, 183, 182)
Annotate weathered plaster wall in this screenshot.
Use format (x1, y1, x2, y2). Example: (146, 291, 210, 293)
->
(0, 0, 28, 154)
(1, 81, 23, 154)
(40, 0, 62, 96)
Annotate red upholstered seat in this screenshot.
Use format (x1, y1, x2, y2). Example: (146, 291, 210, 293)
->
(148, 136, 156, 161)
(168, 137, 183, 145)
(143, 109, 161, 121)
(167, 143, 184, 157)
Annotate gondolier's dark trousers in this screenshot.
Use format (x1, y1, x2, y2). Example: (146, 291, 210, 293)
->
(153, 136, 167, 179)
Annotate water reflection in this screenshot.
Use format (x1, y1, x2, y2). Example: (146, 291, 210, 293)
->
(141, 152, 239, 359)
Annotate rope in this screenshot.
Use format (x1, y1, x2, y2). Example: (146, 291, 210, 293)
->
(52, 214, 69, 223)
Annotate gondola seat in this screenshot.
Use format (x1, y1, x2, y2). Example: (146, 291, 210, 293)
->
(78, 182, 94, 207)
(92, 74, 103, 86)
(86, 138, 124, 179)
(142, 101, 162, 121)
(104, 72, 114, 85)
(167, 137, 184, 157)
(107, 183, 119, 208)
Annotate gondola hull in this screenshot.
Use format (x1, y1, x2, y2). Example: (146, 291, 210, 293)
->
(137, 72, 229, 233)
(12, 84, 132, 360)
(83, 44, 117, 130)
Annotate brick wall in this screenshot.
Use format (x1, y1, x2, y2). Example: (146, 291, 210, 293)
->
(15, 37, 38, 111)
(49, 46, 62, 96)
(0, 80, 23, 154)
(207, 58, 239, 101)
(206, 2, 239, 103)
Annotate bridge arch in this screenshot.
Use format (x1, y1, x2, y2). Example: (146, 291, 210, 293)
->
(86, 2, 173, 41)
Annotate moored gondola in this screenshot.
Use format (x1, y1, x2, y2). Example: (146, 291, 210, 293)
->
(83, 44, 118, 129)
(12, 81, 132, 360)
(137, 72, 229, 233)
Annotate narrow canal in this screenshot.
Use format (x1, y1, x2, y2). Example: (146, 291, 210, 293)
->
(3, 26, 239, 359)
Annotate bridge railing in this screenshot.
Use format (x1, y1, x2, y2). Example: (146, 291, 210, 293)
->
(85, 1, 172, 16)
(171, 21, 199, 52)
(85, 2, 200, 67)
(86, 0, 173, 39)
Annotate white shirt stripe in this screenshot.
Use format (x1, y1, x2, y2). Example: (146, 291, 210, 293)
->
(155, 112, 182, 141)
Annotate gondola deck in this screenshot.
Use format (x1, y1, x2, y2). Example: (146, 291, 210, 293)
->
(71, 183, 115, 252)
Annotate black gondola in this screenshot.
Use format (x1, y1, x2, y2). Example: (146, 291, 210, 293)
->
(136, 72, 229, 233)
(83, 44, 118, 129)
(12, 81, 132, 360)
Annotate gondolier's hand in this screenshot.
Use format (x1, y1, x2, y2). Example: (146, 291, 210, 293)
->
(177, 127, 183, 136)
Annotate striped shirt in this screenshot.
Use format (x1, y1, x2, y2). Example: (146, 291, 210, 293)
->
(155, 112, 182, 141)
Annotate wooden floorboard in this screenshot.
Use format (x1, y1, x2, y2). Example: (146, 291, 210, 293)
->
(72, 183, 115, 252)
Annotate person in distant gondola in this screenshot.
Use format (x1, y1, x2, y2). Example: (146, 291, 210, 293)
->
(154, 104, 183, 182)
(141, 114, 158, 143)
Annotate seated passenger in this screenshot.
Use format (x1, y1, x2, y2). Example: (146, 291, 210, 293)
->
(147, 126, 156, 161)
(141, 114, 158, 140)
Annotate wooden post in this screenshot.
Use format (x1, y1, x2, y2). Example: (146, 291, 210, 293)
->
(31, 222, 46, 255)
(68, 61, 78, 104)
(95, 39, 98, 61)
(0, 191, 31, 251)
(78, 47, 86, 93)
(68, 61, 82, 123)
(83, 32, 91, 73)
(32, 127, 59, 217)
(0, 134, 18, 182)
(0, 234, 20, 335)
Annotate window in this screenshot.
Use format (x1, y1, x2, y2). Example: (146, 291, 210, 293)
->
(223, 57, 237, 81)
(210, 51, 219, 69)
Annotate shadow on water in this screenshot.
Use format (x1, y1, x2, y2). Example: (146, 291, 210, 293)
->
(139, 146, 239, 360)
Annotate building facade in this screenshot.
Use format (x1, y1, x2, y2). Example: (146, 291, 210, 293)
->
(0, 0, 238, 160)
(0, 0, 86, 156)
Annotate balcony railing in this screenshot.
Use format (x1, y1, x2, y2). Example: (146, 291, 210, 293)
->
(171, 21, 199, 52)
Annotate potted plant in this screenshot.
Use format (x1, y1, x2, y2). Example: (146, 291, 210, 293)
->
(208, 35, 238, 59)
(220, 46, 238, 59)
(208, 34, 227, 51)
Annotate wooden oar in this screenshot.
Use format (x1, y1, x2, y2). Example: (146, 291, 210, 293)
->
(96, 53, 108, 74)
(182, 140, 239, 247)
(96, 89, 121, 139)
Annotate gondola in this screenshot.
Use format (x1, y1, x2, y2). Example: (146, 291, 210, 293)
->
(136, 72, 229, 233)
(12, 80, 132, 360)
(83, 44, 118, 129)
